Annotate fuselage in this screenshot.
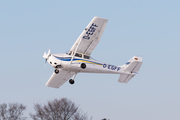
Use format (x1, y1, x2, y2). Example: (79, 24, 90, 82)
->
(47, 53, 125, 74)
(42, 17, 143, 88)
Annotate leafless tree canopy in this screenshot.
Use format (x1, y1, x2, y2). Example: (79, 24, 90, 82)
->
(30, 98, 88, 120)
(0, 103, 26, 120)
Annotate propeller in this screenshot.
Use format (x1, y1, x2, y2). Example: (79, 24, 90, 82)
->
(43, 49, 51, 66)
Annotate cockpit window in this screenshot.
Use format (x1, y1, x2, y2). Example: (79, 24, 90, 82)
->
(66, 51, 69, 55)
(65, 51, 72, 55)
(75, 53, 82, 58)
(84, 55, 90, 59)
(68, 51, 72, 55)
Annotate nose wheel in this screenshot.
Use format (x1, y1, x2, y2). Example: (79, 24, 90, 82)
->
(54, 69, 59, 74)
(69, 79, 75, 84)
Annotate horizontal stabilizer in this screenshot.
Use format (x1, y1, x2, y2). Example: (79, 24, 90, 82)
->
(118, 73, 135, 83)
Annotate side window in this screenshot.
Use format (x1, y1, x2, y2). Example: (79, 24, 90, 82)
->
(84, 55, 90, 59)
(75, 53, 82, 58)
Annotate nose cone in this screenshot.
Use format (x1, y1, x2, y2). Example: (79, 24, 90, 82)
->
(48, 55, 54, 66)
(48, 55, 61, 67)
(43, 49, 51, 59)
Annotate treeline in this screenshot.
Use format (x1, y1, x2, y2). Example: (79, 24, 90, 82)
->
(0, 98, 88, 120)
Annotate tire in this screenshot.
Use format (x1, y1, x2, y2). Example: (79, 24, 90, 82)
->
(81, 63, 86, 69)
(69, 79, 75, 84)
(54, 69, 59, 74)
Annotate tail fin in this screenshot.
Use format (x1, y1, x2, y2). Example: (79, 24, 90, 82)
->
(118, 56, 143, 83)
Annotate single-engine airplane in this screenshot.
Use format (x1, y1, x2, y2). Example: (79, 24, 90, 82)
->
(43, 17, 143, 88)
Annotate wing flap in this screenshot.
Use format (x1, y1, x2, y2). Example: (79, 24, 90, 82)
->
(46, 70, 75, 88)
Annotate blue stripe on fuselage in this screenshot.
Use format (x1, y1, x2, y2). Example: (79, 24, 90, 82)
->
(53, 56, 103, 65)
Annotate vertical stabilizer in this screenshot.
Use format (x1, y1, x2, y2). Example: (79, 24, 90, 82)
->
(118, 56, 143, 83)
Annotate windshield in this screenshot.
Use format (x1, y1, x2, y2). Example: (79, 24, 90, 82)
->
(65, 51, 72, 55)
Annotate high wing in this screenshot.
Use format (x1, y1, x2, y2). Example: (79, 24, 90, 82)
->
(46, 69, 75, 88)
(70, 17, 108, 55)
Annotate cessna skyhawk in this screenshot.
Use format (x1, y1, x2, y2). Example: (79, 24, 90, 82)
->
(43, 17, 143, 88)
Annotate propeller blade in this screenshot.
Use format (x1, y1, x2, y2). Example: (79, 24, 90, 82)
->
(43, 49, 50, 59)
(44, 59, 48, 68)
(43, 52, 47, 59)
(47, 49, 51, 55)
(43, 49, 51, 68)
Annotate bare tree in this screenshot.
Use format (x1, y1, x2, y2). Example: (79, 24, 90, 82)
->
(30, 98, 88, 120)
(0, 103, 26, 120)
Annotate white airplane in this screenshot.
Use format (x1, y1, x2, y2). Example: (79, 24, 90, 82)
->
(43, 17, 143, 88)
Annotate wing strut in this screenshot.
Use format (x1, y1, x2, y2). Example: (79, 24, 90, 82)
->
(68, 38, 83, 67)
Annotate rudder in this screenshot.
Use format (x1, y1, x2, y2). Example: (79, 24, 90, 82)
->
(118, 56, 143, 83)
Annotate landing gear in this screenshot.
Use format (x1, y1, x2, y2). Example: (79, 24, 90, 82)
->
(55, 65, 61, 68)
(81, 63, 86, 69)
(69, 79, 75, 84)
(69, 74, 77, 85)
(54, 69, 59, 74)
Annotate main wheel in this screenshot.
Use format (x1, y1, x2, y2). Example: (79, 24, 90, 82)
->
(69, 79, 75, 84)
(54, 69, 59, 74)
(81, 63, 86, 69)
